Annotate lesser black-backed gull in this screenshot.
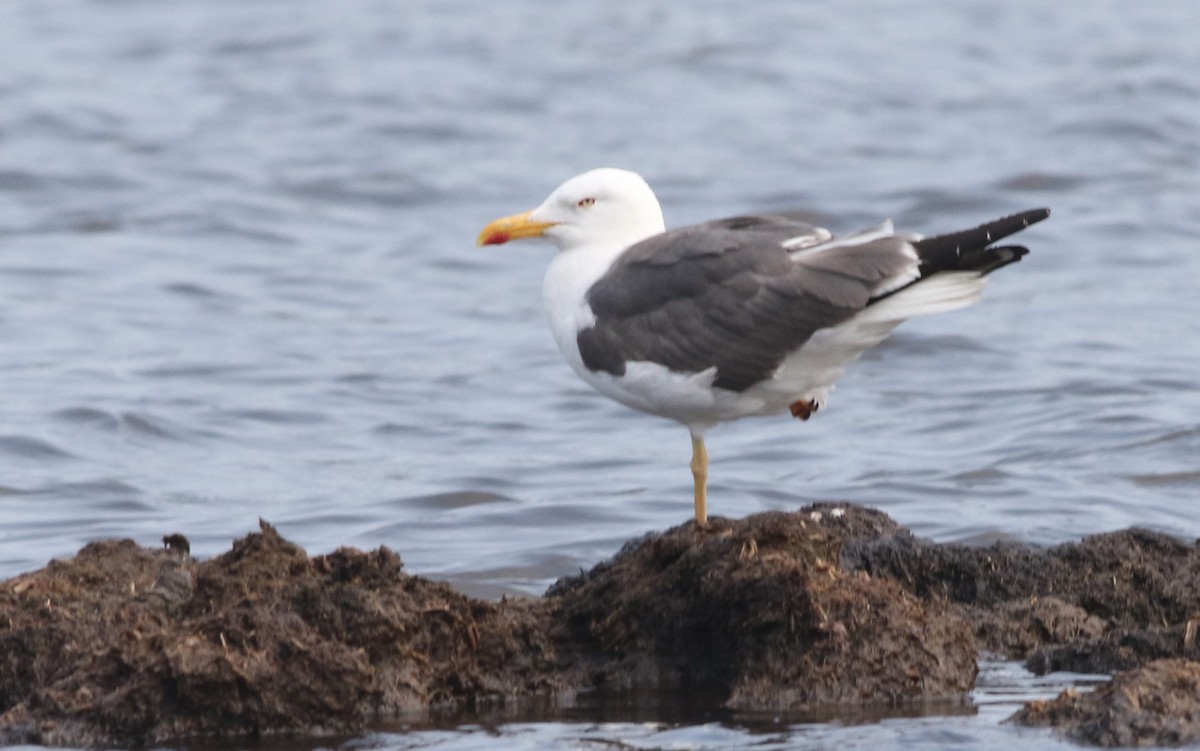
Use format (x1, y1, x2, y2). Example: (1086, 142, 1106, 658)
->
(478, 168, 1048, 525)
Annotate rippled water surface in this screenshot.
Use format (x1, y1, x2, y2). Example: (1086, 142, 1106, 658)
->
(2, 0, 1198, 748)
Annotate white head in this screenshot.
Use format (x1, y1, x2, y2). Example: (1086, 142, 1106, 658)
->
(478, 168, 666, 253)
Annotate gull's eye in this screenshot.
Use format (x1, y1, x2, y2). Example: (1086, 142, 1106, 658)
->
(577, 197, 596, 208)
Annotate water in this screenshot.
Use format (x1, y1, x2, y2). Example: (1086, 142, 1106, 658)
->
(1, 0, 1198, 747)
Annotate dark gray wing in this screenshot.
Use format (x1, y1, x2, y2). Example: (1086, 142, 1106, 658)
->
(576, 215, 918, 392)
(576, 208, 1050, 393)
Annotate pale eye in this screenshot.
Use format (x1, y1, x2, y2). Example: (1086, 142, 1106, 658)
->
(577, 197, 596, 208)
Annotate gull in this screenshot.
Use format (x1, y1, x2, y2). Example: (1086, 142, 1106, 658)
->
(478, 168, 1048, 525)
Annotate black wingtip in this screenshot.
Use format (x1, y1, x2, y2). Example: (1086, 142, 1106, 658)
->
(988, 244, 1031, 266)
(1014, 207, 1051, 227)
(981, 208, 1051, 239)
(912, 208, 1048, 275)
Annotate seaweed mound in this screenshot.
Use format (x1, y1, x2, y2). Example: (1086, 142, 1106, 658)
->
(547, 511, 975, 708)
(4, 504, 1200, 747)
(0, 522, 557, 747)
(1012, 659, 1200, 747)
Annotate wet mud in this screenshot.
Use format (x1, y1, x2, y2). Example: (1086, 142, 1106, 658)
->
(2, 504, 1198, 747)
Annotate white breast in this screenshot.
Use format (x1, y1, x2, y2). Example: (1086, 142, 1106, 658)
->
(542, 243, 626, 377)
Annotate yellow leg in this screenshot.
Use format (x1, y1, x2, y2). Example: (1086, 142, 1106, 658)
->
(690, 435, 708, 525)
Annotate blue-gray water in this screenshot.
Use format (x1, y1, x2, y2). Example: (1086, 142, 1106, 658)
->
(1, 0, 1198, 748)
